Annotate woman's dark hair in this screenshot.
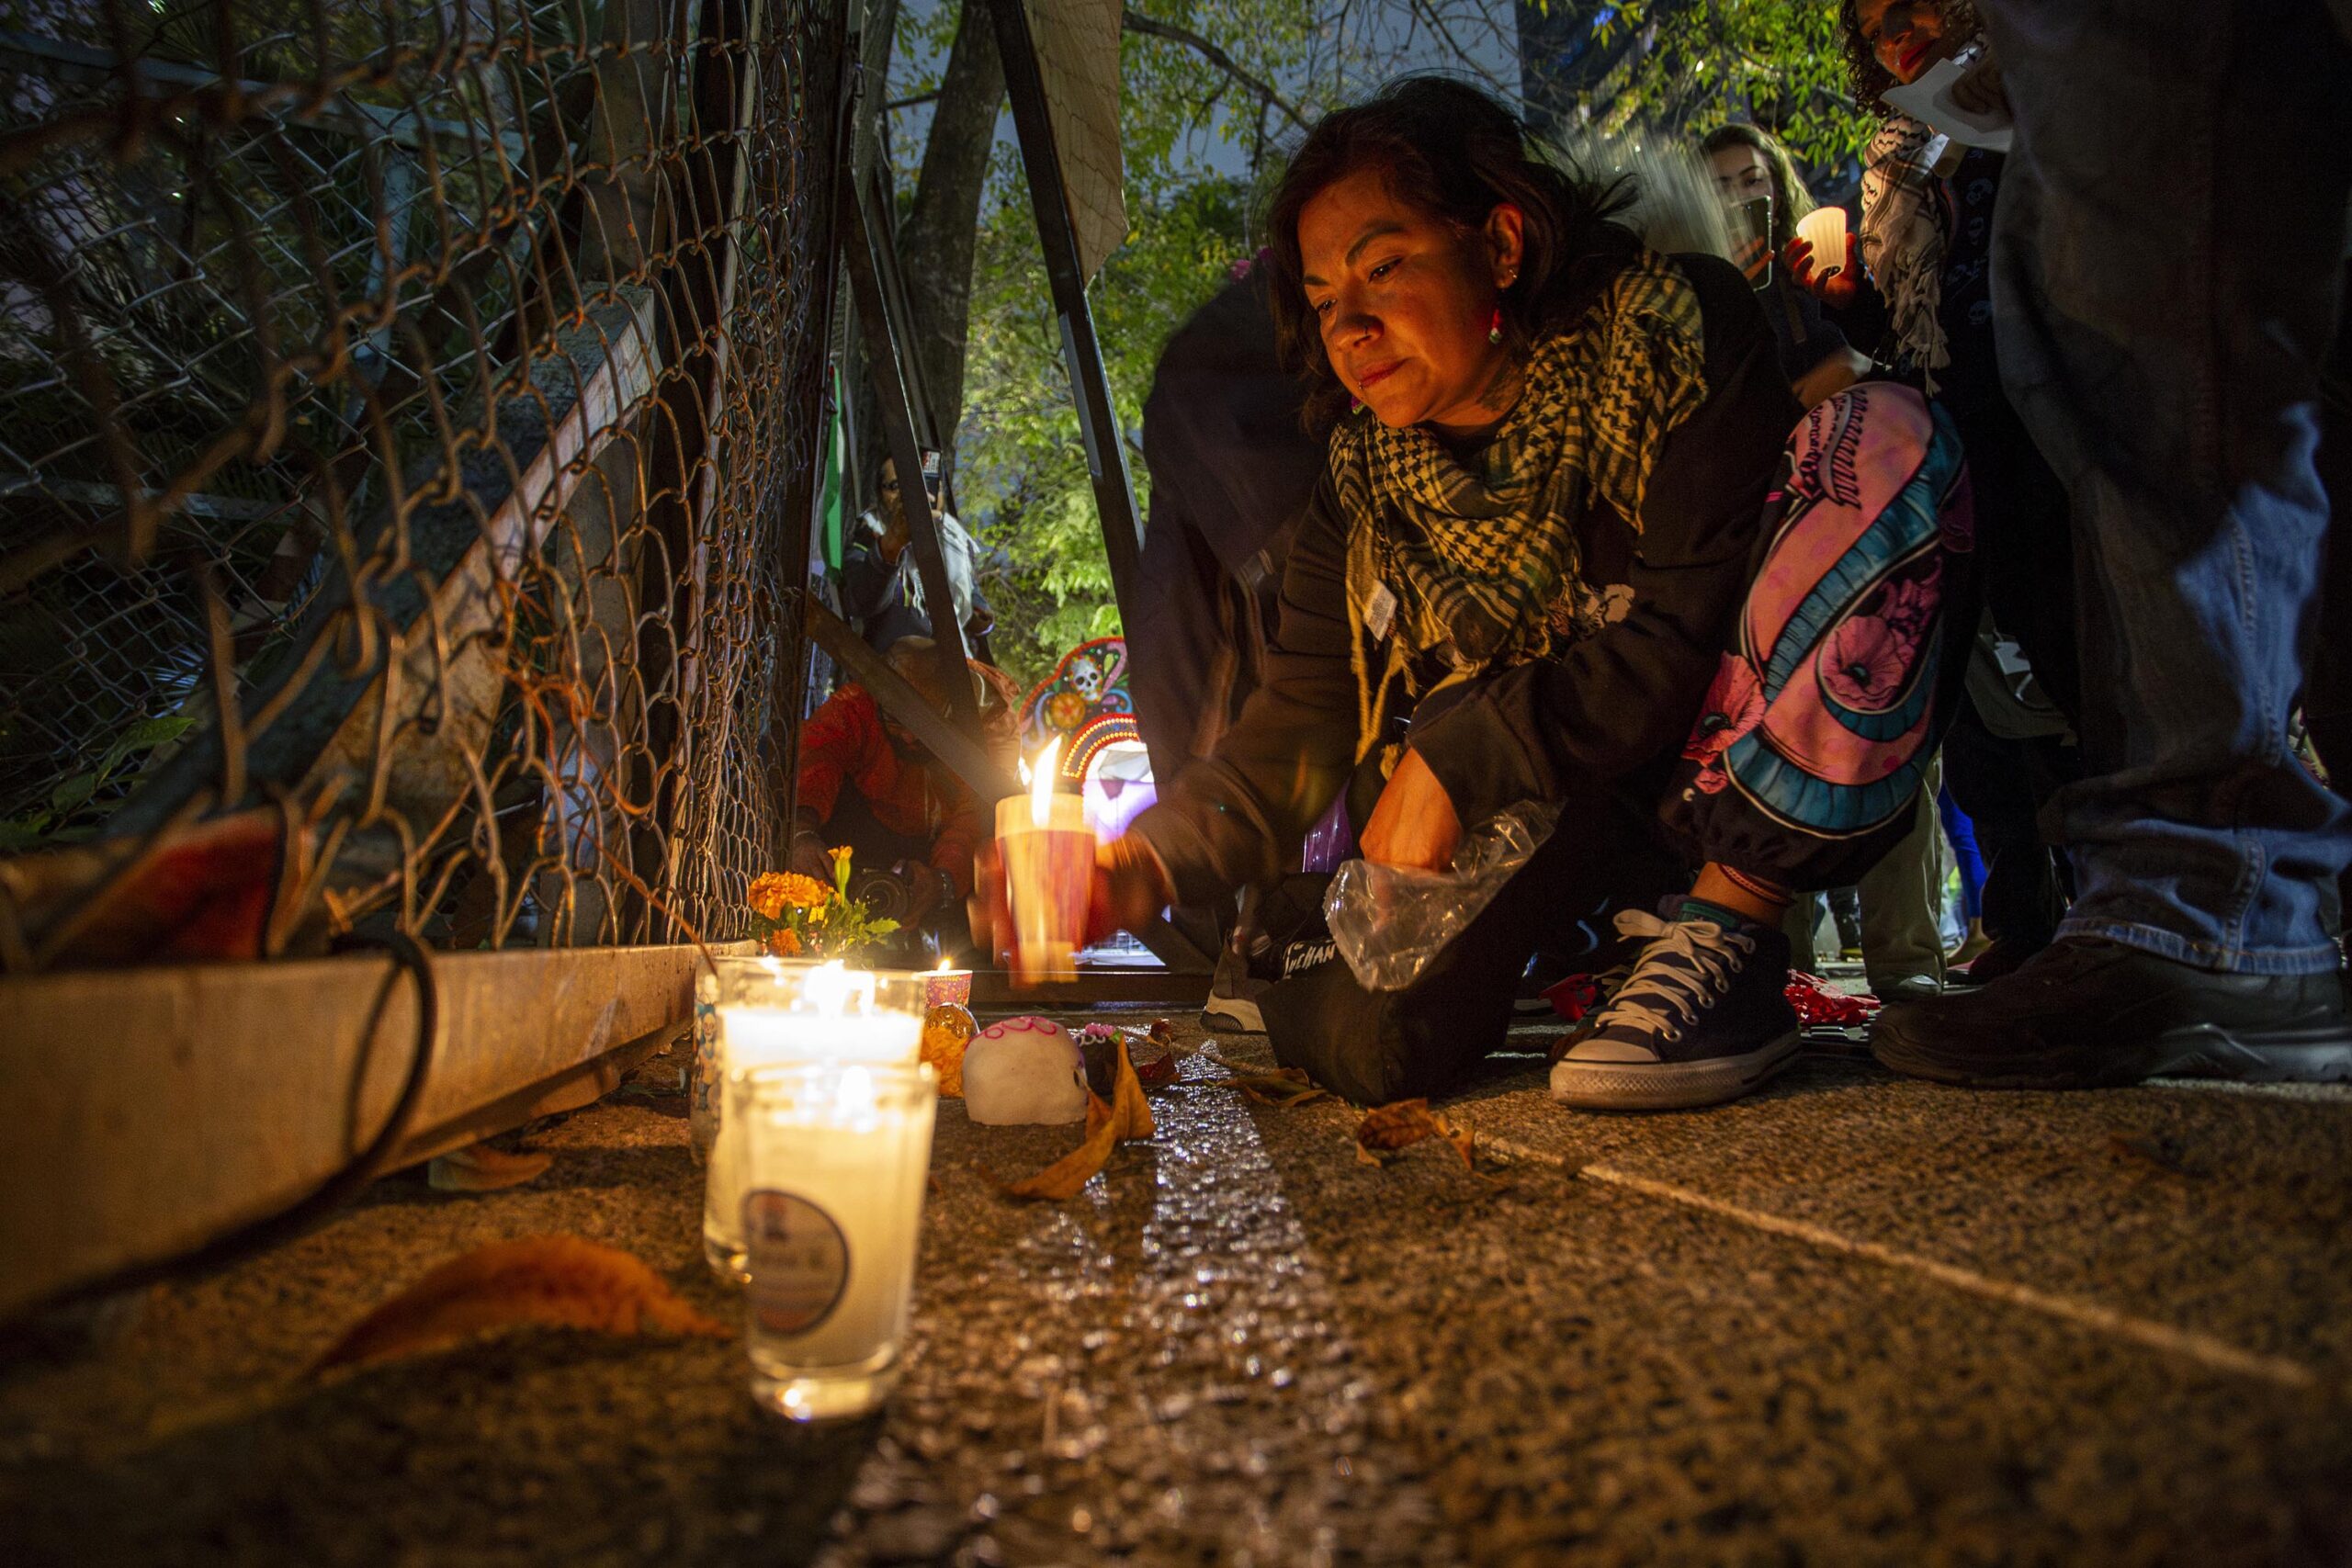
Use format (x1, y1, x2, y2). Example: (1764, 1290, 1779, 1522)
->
(1261, 75, 1639, 426)
(1699, 123, 1816, 251)
(1838, 0, 1984, 117)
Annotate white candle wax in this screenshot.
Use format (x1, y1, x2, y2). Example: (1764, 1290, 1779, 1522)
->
(703, 1000, 920, 1280)
(741, 1064, 937, 1416)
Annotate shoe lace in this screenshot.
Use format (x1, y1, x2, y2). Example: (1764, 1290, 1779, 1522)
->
(1589, 910, 1756, 1041)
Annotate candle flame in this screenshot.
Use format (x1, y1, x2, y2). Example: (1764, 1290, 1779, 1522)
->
(802, 960, 872, 1019)
(834, 1062, 877, 1122)
(1030, 736, 1063, 829)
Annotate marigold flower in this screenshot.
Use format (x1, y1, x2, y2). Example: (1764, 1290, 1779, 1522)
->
(764, 927, 802, 958)
(748, 870, 829, 919)
(747, 873, 789, 921)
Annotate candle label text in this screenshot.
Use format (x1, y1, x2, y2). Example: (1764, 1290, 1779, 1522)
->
(743, 1189, 851, 1334)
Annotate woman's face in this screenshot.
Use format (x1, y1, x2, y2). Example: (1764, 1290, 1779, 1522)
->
(1297, 168, 1521, 434)
(1709, 144, 1775, 208)
(1857, 0, 1956, 85)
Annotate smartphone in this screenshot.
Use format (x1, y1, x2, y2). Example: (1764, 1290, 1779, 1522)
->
(1732, 197, 1774, 289)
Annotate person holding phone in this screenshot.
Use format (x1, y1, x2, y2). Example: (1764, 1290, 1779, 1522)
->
(1700, 124, 1872, 411)
(841, 450, 996, 659)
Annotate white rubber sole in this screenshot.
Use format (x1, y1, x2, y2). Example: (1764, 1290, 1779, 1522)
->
(1549, 1029, 1803, 1111)
(1201, 990, 1266, 1034)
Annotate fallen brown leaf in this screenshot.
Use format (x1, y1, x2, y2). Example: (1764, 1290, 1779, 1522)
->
(427, 1142, 555, 1192)
(1356, 1099, 1476, 1171)
(308, 1235, 729, 1375)
(1210, 1067, 1329, 1108)
(988, 1038, 1158, 1201)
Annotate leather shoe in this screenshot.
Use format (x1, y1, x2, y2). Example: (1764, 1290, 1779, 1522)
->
(1872, 935, 2352, 1089)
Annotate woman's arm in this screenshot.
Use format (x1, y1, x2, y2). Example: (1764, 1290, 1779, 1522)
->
(1125, 479, 1361, 905)
(1405, 254, 1801, 827)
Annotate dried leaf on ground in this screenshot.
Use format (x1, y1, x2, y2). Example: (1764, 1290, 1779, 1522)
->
(1356, 1099, 1476, 1171)
(1212, 1067, 1329, 1108)
(309, 1235, 729, 1375)
(988, 1038, 1157, 1201)
(426, 1142, 555, 1192)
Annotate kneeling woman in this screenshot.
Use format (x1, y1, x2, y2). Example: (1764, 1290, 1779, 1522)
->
(1007, 80, 1895, 1110)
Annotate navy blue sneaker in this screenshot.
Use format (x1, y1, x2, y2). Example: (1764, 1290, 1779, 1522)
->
(1550, 911, 1802, 1111)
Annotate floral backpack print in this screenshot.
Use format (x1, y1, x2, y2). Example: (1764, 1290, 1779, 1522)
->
(1663, 382, 1976, 890)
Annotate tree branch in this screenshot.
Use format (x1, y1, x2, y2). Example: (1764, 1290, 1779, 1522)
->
(1121, 7, 1311, 133)
(1401, 0, 1516, 97)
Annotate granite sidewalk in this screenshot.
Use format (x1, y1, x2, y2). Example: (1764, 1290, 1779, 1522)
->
(5, 1013, 2349, 1566)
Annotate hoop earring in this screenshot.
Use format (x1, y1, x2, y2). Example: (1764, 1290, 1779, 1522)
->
(1487, 306, 1504, 345)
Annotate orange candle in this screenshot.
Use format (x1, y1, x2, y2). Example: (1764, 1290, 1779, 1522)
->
(996, 738, 1093, 984)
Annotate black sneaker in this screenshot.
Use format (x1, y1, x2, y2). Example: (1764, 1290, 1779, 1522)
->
(1550, 911, 1803, 1110)
(1872, 935, 2352, 1089)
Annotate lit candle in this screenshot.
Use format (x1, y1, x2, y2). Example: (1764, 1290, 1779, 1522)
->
(739, 1058, 937, 1421)
(693, 955, 814, 1161)
(923, 956, 972, 1010)
(995, 737, 1094, 985)
(1795, 205, 1849, 276)
(703, 962, 923, 1280)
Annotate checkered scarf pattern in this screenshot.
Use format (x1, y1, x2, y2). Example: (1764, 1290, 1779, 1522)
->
(1859, 112, 1953, 391)
(1332, 250, 1708, 762)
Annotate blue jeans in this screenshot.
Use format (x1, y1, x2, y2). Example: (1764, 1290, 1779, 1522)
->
(1979, 0, 2352, 974)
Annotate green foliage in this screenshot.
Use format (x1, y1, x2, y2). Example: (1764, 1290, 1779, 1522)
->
(960, 166, 1254, 692)
(1588, 0, 1874, 172)
(0, 716, 195, 852)
(747, 849, 901, 962)
(902, 0, 1323, 694)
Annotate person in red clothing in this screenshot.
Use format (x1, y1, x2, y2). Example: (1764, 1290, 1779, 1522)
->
(790, 637, 988, 931)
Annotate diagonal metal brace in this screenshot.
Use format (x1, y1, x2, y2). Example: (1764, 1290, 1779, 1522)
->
(805, 598, 1017, 802)
(836, 161, 978, 728)
(989, 0, 1145, 618)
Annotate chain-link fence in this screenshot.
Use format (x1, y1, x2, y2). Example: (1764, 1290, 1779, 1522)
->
(0, 0, 842, 968)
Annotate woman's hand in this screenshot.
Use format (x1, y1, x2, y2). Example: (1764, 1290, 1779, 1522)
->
(967, 832, 1170, 969)
(1950, 49, 2008, 118)
(787, 830, 833, 883)
(1783, 232, 1862, 308)
(1359, 748, 1463, 873)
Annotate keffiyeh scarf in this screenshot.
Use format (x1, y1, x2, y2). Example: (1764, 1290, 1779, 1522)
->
(1332, 250, 1708, 763)
(1859, 51, 1979, 392)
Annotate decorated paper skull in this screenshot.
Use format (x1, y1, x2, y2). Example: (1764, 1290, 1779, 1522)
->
(960, 1015, 1088, 1125)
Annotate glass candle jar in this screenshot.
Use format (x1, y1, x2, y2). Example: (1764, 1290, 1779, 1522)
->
(703, 962, 925, 1280)
(737, 1059, 938, 1421)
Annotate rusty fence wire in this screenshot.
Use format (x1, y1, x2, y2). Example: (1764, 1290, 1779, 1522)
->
(0, 0, 843, 968)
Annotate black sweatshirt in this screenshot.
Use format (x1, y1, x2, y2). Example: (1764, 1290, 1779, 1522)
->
(1129, 254, 1801, 905)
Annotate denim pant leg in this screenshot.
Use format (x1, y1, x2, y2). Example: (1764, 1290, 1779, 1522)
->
(1977, 0, 2352, 975)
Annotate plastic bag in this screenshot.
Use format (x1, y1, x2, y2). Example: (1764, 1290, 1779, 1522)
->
(1323, 802, 1558, 992)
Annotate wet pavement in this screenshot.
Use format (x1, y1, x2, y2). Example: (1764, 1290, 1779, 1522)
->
(4, 1011, 2350, 1566)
